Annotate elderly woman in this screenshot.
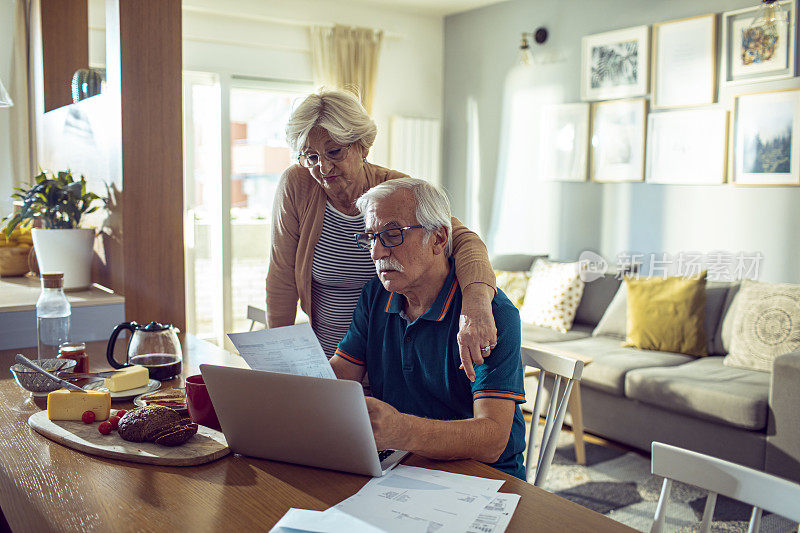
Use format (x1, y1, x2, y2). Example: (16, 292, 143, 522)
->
(266, 89, 496, 379)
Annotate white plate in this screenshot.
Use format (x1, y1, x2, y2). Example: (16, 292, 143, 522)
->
(83, 379, 161, 400)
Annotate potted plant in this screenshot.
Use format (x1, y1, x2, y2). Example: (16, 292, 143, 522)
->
(2, 170, 104, 289)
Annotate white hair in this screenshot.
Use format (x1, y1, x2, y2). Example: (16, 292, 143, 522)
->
(356, 178, 453, 257)
(286, 89, 377, 154)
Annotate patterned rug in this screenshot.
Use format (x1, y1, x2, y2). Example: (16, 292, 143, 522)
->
(532, 427, 798, 532)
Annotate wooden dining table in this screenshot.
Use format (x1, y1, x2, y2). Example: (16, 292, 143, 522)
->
(0, 335, 636, 532)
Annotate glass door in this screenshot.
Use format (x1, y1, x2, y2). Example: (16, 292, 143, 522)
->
(183, 73, 310, 346)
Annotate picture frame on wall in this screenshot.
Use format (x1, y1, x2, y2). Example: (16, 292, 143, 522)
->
(722, 0, 797, 85)
(732, 88, 800, 185)
(581, 25, 650, 101)
(652, 14, 717, 109)
(590, 98, 647, 182)
(538, 103, 590, 182)
(646, 109, 728, 185)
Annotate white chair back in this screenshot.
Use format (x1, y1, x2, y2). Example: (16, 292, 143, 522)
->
(651, 441, 800, 533)
(521, 346, 584, 486)
(247, 305, 267, 331)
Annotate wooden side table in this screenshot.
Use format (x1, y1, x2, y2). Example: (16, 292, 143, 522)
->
(522, 341, 593, 465)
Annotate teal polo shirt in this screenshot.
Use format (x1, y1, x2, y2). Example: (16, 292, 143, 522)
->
(335, 258, 527, 480)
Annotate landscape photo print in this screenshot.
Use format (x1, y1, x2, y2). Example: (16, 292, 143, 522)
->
(734, 89, 800, 185)
(582, 25, 650, 100)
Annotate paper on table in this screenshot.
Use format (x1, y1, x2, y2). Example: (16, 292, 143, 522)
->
(391, 465, 505, 493)
(269, 508, 383, 533)
(333, 470, 506, 533)
(467, 493, 521, 533)
(227, 324, 336, 379)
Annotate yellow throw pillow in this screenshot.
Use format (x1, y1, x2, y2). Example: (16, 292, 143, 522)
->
(623, 273, 707, 357)
(494, 270, 531, 309)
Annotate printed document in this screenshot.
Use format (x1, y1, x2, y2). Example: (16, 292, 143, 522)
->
(228, 323, 336, 379)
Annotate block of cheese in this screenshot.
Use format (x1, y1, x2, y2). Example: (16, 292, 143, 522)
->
(104, 365, 149, 392)
(47, 389, 111, 421)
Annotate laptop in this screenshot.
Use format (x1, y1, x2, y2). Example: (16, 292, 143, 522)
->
(199, 364, 408, 477)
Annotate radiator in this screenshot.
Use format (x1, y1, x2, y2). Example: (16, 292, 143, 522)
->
(389, 116, 441, 186)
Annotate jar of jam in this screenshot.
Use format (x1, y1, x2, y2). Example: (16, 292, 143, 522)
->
(58, 342, 88, 374)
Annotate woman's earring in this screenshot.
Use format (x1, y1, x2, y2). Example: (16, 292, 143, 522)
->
(363, 157, 367, 162)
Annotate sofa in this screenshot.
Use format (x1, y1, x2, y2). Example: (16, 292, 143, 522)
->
(493, 255, 800, 483)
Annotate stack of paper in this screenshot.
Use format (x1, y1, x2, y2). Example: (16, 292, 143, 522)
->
(270, 465, 520, 533)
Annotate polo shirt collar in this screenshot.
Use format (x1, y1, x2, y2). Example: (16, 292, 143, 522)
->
(384, 258, 459, 322)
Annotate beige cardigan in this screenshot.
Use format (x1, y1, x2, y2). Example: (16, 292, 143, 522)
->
(266, 162, 496, 328)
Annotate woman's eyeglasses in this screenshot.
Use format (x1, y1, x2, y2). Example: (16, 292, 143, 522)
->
(298, 144, 352, 168)
(353, 225, 424, 251)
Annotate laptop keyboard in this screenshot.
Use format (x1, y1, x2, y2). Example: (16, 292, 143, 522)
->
(378, 449, 396, 462)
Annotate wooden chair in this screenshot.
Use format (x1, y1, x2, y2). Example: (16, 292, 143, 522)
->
(651, 442, 800, 533)
(521, 346, 584, 486)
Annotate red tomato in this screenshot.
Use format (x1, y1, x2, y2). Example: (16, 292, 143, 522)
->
(98, 421, 113, 435)
(81, 410, 96, 424)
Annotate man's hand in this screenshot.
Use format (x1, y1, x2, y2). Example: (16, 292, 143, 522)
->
(365, 397, 408, 451)
(457, 283, 497, 382)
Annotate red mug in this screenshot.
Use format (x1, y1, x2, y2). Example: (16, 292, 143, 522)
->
(185, 374, 221, 430)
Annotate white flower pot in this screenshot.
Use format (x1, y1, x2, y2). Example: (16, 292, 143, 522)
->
(32, 228, 95, 290)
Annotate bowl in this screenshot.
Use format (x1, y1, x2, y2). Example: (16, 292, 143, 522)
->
(10, 358, 77, 396)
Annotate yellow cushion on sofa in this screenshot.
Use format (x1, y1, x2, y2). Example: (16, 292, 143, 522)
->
(623, 273, 707, 357)
(494, 270, 531, 309)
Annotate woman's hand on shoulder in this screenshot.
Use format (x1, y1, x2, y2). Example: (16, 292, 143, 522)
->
(457, 282, 497, 383)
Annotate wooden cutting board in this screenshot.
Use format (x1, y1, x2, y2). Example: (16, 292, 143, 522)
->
(29, 411, 230, 466)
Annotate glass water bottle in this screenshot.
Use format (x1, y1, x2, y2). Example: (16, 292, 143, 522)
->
(37, 273, 71, 360)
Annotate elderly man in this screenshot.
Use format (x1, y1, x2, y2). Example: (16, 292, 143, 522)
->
(329, 178, 527, 480)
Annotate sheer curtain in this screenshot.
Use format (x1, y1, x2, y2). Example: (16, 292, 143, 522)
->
(10, 0, 35, 184)
(309, 24, 383, 113)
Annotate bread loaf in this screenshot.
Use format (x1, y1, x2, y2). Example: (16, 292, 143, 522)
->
(117, 405, 196, 446)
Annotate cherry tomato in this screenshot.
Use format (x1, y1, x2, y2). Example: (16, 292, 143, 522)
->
(116, 409, 127, 418)
(108, 415, 121, 430)
(98, 421, 112, 435)
(81, 410, 96, 424)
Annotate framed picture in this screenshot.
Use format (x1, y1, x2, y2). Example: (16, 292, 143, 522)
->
(732, 88, 800, 185)
(538, 103, 590, 181)
(652, 14, 717, 109)
(590, 98, 647, 182)
(722, 0, 797, 85)
(646, 109, 728, 184)
(582, 25, 650, 101)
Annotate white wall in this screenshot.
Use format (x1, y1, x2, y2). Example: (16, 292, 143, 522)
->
(444, 0, 800, 283)
(0, 0, 15, 215)
(86, 0, 444, 167)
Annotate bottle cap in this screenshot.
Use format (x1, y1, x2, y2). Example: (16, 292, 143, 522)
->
(41, 272, 64, 288)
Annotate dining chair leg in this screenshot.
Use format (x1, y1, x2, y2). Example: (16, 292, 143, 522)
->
(568, 382, 586, 465)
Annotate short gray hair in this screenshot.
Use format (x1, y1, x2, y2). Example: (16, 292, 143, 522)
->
(286, 89, 378, 154)
(356, 178, 453, 257)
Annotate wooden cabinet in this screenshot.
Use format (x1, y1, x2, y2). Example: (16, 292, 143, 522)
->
(40, 0, 89, 113)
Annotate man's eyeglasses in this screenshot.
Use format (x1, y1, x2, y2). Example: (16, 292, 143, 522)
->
(354, 225, 424, 251)
(298, 144, 352, 168)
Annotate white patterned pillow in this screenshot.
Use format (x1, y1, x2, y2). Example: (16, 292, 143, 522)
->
(519, 260, 585, 332)
(724, 279, 800, 372)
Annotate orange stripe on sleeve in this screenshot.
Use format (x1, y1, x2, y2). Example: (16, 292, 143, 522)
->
(473, 390, 526, 402)
(334, 348, 365, 366)
(384, 293, 394, 313)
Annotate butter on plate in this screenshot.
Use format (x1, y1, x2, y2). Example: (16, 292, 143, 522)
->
(47, 389, 111, 421)
(104, 365, 150, 392)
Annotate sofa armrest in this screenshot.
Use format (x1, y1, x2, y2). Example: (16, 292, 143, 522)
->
(766, 350, 800, 482)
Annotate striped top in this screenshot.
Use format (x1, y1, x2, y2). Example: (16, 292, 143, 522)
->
(311, 202, 376, 358)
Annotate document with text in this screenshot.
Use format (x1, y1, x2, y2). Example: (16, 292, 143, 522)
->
(227, 323, 336, 380)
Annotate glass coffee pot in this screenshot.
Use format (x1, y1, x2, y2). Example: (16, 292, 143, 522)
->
(106, 321, 182, 380)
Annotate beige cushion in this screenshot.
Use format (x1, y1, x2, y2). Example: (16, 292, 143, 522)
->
(519, 259, 585, 333)
(724, 279, 800, 372)
(592, 283, 627, 339)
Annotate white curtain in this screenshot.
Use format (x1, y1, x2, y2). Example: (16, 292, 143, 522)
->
(10, 0, 35, 184)
(309, 24, 383, 113)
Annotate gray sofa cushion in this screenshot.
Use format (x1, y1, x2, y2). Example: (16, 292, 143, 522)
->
(521, 323, 593, 344)
(490, 254, 546, 272)
(625, 356, 770, 430)
(718, 282, 742, 354)
(705, 282, 732, 355)
(574, 274, 622, 328)
(539, 336, 694, 396)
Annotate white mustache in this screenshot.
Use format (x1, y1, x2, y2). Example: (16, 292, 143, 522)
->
(375, 258, 404, 273)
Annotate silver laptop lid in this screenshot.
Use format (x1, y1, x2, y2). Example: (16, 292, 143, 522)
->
(200, 364, 383, 476)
